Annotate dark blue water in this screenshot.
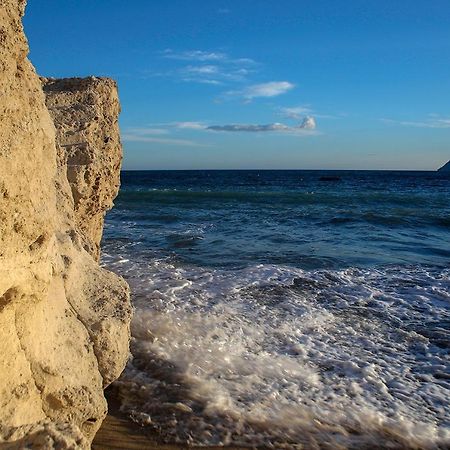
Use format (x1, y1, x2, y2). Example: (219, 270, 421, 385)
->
(107, 170, 450, 269)
(103, 170, 450, 448)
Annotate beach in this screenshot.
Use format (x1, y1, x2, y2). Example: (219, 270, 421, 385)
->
(93, 389, 253, 450)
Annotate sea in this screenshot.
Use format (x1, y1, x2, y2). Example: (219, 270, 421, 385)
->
(101, 170, 450, 449)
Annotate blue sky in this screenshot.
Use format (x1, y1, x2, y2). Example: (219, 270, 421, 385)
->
(24, 0, 450, 170)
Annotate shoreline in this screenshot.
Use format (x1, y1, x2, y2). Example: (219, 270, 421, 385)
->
(92, 388, 255, 450)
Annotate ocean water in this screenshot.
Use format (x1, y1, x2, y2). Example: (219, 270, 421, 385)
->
(102, 170, 450, 448)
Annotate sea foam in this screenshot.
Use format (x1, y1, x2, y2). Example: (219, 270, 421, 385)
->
(103, 250, 450, 448)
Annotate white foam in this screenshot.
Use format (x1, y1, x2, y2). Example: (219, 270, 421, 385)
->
(103, 252, 450, 447)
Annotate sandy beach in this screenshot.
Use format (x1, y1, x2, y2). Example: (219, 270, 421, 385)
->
(92, 389, 255, 450)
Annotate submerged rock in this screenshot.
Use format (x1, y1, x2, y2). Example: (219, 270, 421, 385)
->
(0, 1, 131, 447)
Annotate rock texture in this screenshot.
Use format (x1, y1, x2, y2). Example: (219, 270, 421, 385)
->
(42, 77, 123, 261)
(0, 1, 132, 448)
(437, 160, 450, 172)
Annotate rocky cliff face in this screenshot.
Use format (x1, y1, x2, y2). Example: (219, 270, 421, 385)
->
(42, 77, 123, 261)
(0, 1, 131, 448)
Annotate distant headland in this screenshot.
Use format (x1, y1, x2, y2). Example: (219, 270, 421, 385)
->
(438, 160, 450, 172)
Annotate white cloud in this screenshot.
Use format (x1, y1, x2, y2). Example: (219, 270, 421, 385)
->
(279, 106, 340, 120)
(178, 62, 256, 85)
(122, 125, 210, 147)
(175, 121, 208, 130)
(381, 117, 450, 128)
(226, 81, 295, 101)
(300, 116, 316, 130)
(162, 49, 227, 62)
(181, 77, 223, 85)
(159, 50, 259, 86)
(123, 115, 317, 144)
(122, 134, 207, 147)
(244, 81, 295, 99)
(279, 106, 313, 120)
(184, 65, 220, 75)
(207, 116, 316, 134)
(233, 58, 258, 66)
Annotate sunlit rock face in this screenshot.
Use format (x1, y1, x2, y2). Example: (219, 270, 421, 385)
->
(42, 76, 123, 262)
(0, 1, 131, 447)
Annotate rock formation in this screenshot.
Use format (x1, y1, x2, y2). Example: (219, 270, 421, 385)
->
(0, 0, 132, 448)
(42, 77, 123, 261)
(437, 160, 450, 172)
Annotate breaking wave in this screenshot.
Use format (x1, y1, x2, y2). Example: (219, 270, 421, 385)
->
(103, 251, 450, 448)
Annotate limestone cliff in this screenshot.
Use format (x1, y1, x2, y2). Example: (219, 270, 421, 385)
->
(42, 77, 123, 261)
(0, 1, 132, 448)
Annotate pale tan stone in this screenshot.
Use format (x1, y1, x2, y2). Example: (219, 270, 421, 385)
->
(0, 0, 132, 447)
(42, 77, 123, 261)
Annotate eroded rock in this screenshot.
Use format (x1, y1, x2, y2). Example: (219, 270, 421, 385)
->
(0, 0, 132, 447)
(42, 77, 123, 261)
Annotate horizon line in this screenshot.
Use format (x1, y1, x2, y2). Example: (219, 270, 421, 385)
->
(121, 168, 442, 172)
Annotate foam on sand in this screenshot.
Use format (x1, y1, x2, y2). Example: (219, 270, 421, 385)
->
(102, 250, 450, 448)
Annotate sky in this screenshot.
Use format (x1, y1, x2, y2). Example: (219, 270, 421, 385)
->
(24, 0, 450, 170)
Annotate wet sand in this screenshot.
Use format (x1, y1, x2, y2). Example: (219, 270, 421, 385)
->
(92, 388, 254, 450)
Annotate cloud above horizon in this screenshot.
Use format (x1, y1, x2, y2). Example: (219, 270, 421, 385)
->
(226, 81, 295, 102)
(158, 50, 297, 107)
(174, 121, 208, 130)
(123, 116, 317, 143)
(122, 127, 209, 147)
(162, 49, 228, 62)
(279, 106, 313, 120)
(207, 116, 316, 133)
(180, 64, 253, 85)
(382, 117, 450, 129)
(159, 49, 259, 86)
(279, 105, 341, 120)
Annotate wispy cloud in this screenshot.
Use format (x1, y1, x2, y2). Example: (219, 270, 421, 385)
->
(381, 117, 450, 128)
(162, 49, 228, 62)
(125, 116, 317, 141)
(279, 105, 339, 120)
(122, 126, 209, 147)
(162, 49, 258, 66)
(158, 49, 259, 86)
(207, 116, 316, 134)
(225, 81, 295, 102)
(122, 134, 205, 147)
(183, 65, 220, 75)
(181, 77, 223, 85)
(244, 81, 295, 99)
(179, 64, 253, 85)
(279, 106, 313, 120)
(174, 121, 208, 130)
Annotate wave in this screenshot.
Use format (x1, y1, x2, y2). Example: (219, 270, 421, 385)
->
(117, 188, 448, 208)
(111, 190, 450, 234)
(101, 251, 450, 448)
